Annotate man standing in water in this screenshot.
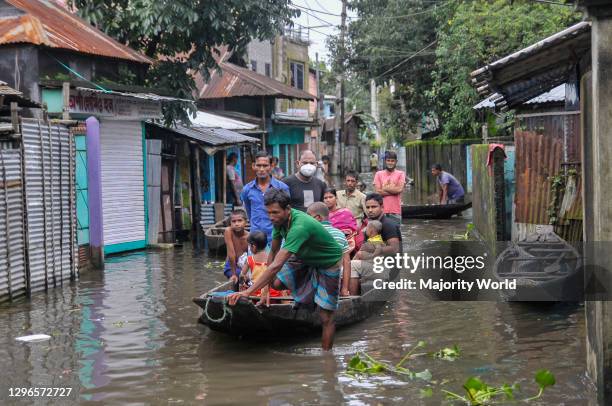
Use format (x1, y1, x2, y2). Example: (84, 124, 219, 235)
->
(431, 164, 465, 204)
(374, 151, 406, 223)
(283, 150, 327, 211)
(227, 188, 343, 350)
(240, 151, 290, 244)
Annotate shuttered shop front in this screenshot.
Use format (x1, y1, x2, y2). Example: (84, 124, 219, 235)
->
(100, 120, 145, 254)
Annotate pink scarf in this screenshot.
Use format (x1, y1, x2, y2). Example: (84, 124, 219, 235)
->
(329, 208, 357, 233)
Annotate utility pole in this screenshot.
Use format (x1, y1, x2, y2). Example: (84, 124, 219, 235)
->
(315, 52, 321, 158)
(339, 0, 347, 176)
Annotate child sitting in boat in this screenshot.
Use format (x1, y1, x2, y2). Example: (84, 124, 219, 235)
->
(239, 231, 285, 306)
(223, 209, 249, 283)
(357, 220, 385, 258)
(349, 220, 386, 295)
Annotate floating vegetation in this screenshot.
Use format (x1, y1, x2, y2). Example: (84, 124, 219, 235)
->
(345, 341, 555, 404)
(443, 370, 556, 405)
(431, 345, 461, 361)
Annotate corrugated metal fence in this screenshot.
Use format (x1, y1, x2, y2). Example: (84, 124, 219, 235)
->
(0, 148, 27, 301)
(514, 112, 583, 240)
(22, 119, 77, 292)
(0, 119, 77, 301)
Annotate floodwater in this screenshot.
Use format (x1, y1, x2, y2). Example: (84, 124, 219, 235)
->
(0, 176, 593, 405)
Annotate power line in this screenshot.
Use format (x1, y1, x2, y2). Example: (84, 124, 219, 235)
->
(373, 40, 437, 80)
(291, 2, 448, 20)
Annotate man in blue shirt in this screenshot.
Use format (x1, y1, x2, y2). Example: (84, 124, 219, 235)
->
(241, 151, 290, 243)
(431, 163, 465, 204)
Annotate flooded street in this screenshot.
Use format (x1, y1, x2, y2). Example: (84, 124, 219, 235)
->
(0, 208, 592, 405)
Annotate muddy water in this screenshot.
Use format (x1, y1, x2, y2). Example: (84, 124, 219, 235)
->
(0, 176, 593, 405)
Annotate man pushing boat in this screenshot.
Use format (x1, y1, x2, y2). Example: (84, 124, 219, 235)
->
(227, 188, 343, 350)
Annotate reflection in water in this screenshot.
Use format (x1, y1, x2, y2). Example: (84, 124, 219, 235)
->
(0, 190, 593, 404)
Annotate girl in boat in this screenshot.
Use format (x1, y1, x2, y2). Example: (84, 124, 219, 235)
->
(239, 231, 286, 306)
(323, 188, 362, 253)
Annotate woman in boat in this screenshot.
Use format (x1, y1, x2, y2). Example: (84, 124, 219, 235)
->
(323, 188, 361, 253)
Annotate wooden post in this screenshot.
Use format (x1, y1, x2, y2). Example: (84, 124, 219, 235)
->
(10, 102, 18, 133)
(62, 82, 70, 120)
(193, 146, 202, 251)
(222, 151, 227, 204)
(261, 96, 266, 150)
(581, 6, 612, 404)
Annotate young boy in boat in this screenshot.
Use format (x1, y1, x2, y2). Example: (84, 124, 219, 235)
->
(223, 210, 249, 283)
(227, 188, 343, 351)
(239, 231, 285, 306)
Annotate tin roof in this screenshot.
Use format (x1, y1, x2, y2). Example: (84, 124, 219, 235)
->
(191, 110, 259, 132)
(470, 22, 590, 110)
(195, 61, 316, 101)
(0, 0, 152, 64)
(147, 122, 259, 148)
(75, 87, 192, 103)
(474, 84, 566, 110)
(0, 79, 40, 107)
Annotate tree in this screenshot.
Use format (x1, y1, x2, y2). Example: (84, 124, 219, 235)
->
(429, 0, 581, 137)
(336, 0, 581, 140)
(69, 0, 298, 124)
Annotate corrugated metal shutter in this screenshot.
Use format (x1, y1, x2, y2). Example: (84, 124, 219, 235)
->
(0, 148, 27, 301)
(21, 119, 76, 292)
(100, 120, 145, 250)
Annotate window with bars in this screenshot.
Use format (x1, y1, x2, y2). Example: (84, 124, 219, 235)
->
(265, 63, 271, 77)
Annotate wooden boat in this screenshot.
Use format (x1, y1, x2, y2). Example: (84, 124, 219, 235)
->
(401, 202, 472, 219)
(193, 269, 398, 337)
(204, 226, 226, 251)
(493, 232, 582, 301)
(204, 216, 250, 252)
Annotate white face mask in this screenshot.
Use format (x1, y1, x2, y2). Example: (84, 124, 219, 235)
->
(299, 163, 317, 177)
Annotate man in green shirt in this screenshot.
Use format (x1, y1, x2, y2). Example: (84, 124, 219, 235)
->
(227, 188, 343, 350)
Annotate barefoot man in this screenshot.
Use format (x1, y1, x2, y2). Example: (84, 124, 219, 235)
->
(227, 188, 343, 350)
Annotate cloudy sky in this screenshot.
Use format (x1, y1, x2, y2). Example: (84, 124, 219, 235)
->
(289, 0, 358, 63)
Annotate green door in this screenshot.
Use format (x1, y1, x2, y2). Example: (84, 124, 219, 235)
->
(75, 134, 89, 245)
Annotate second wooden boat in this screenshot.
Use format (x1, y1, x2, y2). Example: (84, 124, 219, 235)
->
(401, 202, 472, 219)
(493, 232, 582, 301)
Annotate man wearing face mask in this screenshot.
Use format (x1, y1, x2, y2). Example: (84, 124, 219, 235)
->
(282, 150, 327, 212)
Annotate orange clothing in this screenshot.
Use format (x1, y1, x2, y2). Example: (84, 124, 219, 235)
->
(246, 256, 284, 297)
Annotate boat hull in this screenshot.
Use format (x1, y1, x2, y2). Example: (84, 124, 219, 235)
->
(194, 270, 397, 337)
(401, 202, 472, 219)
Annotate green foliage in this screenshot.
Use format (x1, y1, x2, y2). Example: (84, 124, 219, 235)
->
(404, 138, 480, 147)
(547, 169, 577, 225)
(69, 0, 297, 125)
(345, 342, 556, 404)
(346, 348, 432, 382)
(430, 0, 581, 138)
(431, 345, 461, 361)
(443, 370, 555, 405)
(341, 0, 582, 140)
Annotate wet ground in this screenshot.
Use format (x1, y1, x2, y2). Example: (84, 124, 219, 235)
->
(0, 175, 593, 405)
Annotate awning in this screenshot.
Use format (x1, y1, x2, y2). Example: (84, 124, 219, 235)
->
(470, 22, 590, 110)
(147, 122, 260, 154)
(190, 110, 262, 133)
(473, 84, 566, 111)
